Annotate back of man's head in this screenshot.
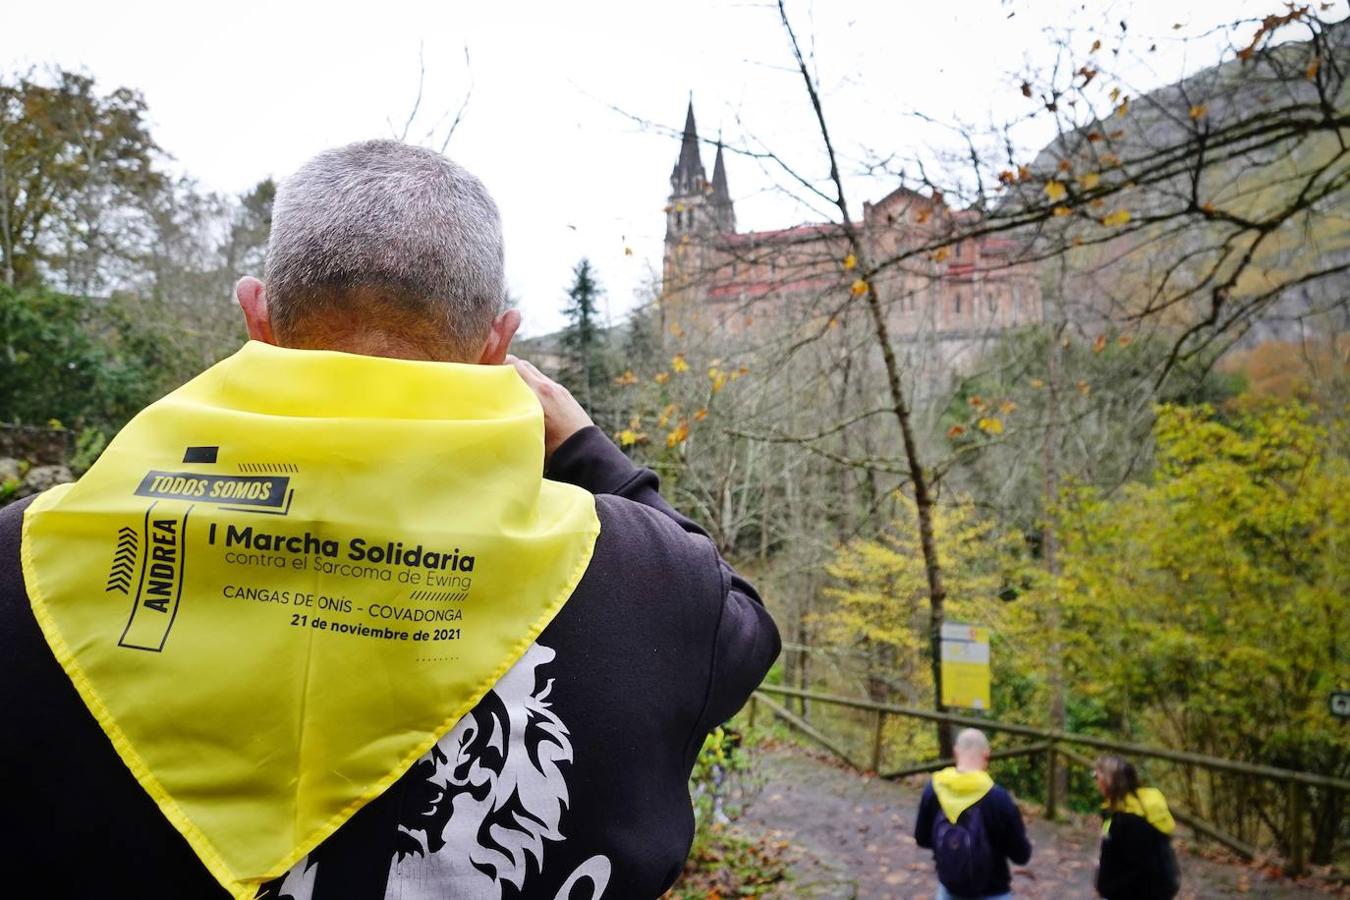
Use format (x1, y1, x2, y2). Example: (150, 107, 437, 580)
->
(954, 728, 991, 771)
(264, 140, 505, 361)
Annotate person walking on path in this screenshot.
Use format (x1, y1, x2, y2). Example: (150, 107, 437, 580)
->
(915, 728, 1033, 900)
(1095, 755, 1181, 900)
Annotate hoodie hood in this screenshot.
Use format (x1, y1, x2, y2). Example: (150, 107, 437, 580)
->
(932, 766, 995, 823)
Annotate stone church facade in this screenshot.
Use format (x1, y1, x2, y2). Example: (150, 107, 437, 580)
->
(659, 102, 1043, 377)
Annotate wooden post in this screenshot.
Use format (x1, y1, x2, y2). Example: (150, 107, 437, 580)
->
(748, 694, 758, 730)
(869, 710, 885, 773)
(1287, 779, 1305, 876)
(1045, 743, 1059, 822)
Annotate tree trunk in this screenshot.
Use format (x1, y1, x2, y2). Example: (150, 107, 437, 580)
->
(778, 0, 952, 757)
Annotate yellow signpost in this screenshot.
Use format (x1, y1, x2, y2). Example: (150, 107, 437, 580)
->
(940, 623, 991, 710)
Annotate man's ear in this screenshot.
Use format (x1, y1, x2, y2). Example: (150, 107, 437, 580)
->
(236, 276, 277, 345)
(478, 308, 522, 365)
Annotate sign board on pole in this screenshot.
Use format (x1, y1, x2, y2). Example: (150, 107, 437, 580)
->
(1332, 691, 1350, 720)
(941, 623, 991, 710)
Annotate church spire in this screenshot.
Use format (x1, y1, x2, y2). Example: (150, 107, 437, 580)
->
(711, 139, 730, 206)
(709, 137, 735, 233)
(670, 99, 705, 194)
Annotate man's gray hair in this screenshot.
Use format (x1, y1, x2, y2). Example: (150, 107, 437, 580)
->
(265, 140, 505, 356)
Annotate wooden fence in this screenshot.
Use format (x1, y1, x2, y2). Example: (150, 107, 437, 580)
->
(751, 683, 1350, 875)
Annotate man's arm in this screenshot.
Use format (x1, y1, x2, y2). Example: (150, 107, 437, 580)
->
(992, 787, 1033, 865)
(511, 356, 780, 744)
(914, 783, 937, 849)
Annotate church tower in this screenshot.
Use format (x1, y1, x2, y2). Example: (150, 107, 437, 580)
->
(665, 100, 734, 245)
(662, 99, 735, 339)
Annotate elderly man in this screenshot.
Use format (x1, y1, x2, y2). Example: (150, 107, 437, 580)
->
(0, 141, 779, 900)
(915, 728, 1033, 900)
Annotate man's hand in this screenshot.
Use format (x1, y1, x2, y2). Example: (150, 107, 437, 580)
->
(507, 355, 595, 461)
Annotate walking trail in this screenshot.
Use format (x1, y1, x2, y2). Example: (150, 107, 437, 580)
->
(737, 744, 1345, 899)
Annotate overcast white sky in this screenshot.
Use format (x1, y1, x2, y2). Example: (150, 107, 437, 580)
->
(8, 0, 1345, 335)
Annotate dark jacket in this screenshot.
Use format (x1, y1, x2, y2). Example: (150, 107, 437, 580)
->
(1096, 809, 1180, 900)
(914, 778, 1032, 897)
(0, 425, 779, 899)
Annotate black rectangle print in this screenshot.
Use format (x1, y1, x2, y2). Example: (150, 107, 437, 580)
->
(134, 471, 290, 508)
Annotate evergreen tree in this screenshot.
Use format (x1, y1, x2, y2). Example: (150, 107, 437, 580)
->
(559, 258, 609, 416)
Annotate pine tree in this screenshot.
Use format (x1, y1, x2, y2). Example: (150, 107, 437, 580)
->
(559, 258, 609, 415)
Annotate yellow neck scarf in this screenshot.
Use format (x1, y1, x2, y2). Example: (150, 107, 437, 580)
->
(21, 341, 600, 899)
(1105, 787, 1176, 835)
(932, 766, 995, 823)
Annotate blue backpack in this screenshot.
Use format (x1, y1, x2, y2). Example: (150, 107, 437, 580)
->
(932, 800, 996, 897)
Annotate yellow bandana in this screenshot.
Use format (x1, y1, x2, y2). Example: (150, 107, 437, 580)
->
(1104, 787, 1176, 835)
(932, 766, 995, 823)
(20, 342, 600, 899)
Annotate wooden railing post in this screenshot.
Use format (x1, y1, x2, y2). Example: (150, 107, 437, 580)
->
(1045, 742, 1059, 822)
(1286, 779, 1305, 876)
(869, 710, 885, 773)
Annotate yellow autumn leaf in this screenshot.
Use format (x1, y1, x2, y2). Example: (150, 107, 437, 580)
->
(1044, 181, 1067, 202)
(654, 371, 670, 384)
(671, 354, 689, 373)
(1188, 104, 1208, 119)
(1053, 206, 1072, 217)
(930, 246, 951, 263)
(1101, 209, 1132, 227)
(1029, 378, 1045, 389)
(694, 408, 708, 422)
(850, 278, 869, 296)
(623, 246, 634, 256)
(843, 253, 857, 270)
(1077, 380, 1091, 396)
(947, 424, 966, 438)
(977, 417, 1004, 435)
(999, 400, 1018, 414)
(617, 429, 640, 447)
(613, 370, 638, 386)
(1115, 98, 1130, 118)
(1078, 172, 1100, 190)
(666, 420, 690, 448)
(1093, 334, 1107, 353)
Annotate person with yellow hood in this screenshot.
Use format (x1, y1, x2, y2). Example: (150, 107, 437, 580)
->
(1094, 755, 1181, 899)
(0, 140, 779, 899)
(915, 728, 1032, 899)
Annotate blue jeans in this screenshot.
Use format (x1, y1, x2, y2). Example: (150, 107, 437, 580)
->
(937, 885, 1013, 900)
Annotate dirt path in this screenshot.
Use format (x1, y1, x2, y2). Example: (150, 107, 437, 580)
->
(739, 744, 1342, 899)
